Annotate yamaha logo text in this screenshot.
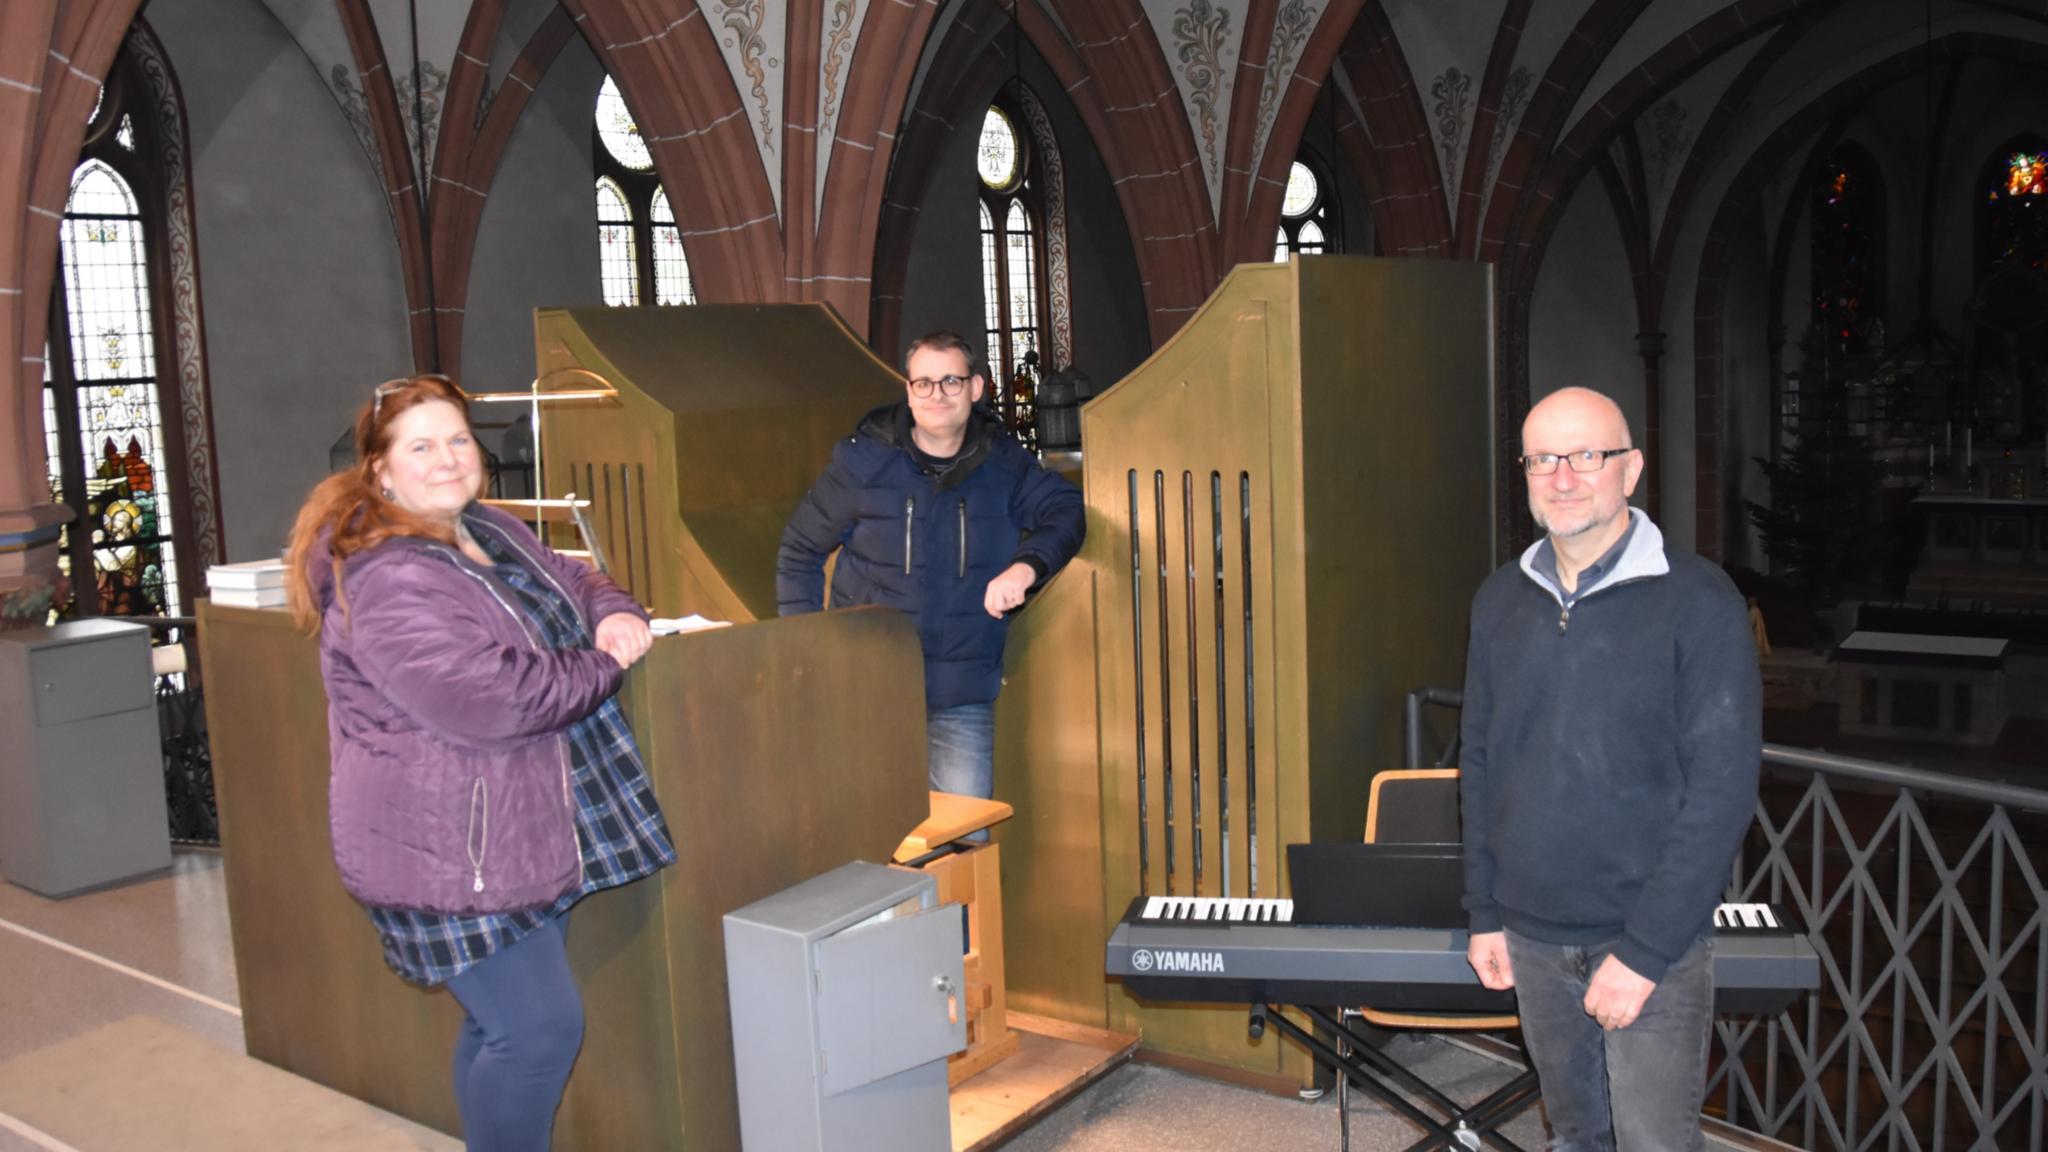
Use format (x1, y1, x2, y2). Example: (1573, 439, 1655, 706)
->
(1133, 948, 1226, 974)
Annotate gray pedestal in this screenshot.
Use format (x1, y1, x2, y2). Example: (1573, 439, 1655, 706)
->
(724, 861, 966, 1152)
(0, 619, 171, 896)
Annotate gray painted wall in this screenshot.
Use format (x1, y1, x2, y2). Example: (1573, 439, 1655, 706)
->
(148, 0, 412, 561)
(460, 31, 607, 461)
(1527, 180, 1651, 518)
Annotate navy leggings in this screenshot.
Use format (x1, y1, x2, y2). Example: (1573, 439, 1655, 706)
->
(445, 915, 584, 1152)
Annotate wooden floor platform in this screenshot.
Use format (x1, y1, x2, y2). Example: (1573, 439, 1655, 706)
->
(951, 1012, 1138, 1152)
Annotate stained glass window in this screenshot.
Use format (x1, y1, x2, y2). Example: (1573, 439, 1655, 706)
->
(1975, 137, 2048, 398)
(1275, 152, 1338, 261)
(55, 159, 180, 618)
(979, 108, 1020, 191)
(980, 202, 1002, 348)
(650, 188, 695, 306)
(974, 88, 1056, 448)
(591, 74, 691, 308)
(1282, 162, 1318, 217)
(595, 75, 653, 171)
(1983, 139, 2048, 276)
(1003, 201, 1040, 444)
(2008, 152, 2047, 198)
(1810, 143, 1884, 359)
(595, 177, 639, 307)
(62, 162, 155, 382)
(977, 92, 1057, 450)
(1005, 201, 1039, 350)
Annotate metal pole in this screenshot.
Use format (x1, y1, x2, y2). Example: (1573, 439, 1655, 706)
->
(1182, 471, 1201, 894)
(1127, 470, 1149, 895)
(1154, 471, 1175, 895)
(1212, 471, 1229, 897)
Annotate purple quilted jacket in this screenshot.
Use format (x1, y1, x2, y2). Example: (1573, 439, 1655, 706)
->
(310, 503, 646, 914)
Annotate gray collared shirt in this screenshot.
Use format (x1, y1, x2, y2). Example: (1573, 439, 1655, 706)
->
(1532, 514, 1639, 606)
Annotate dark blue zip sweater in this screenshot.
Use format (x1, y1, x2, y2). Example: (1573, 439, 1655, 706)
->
(1458, 510, 1761, 982)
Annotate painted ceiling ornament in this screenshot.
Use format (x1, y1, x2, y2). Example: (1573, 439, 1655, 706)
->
(1253, 0, 1321, 187)
(396, 60, 448, 172)
(821, 0, 858, 125)
(1171, 0, 1233, 200)
(719, 0, 776, 156)
(1489, 65, 1532, 173)
(1646, 100, 1692, 196)
(329, 64, 383, 181)
(1430, 66, 1470, 189)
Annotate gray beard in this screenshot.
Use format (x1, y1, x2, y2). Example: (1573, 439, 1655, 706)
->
(1530, 507, 1599, 540)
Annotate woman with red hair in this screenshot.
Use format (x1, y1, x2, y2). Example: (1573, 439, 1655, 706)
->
(285, 375, 673, 1151)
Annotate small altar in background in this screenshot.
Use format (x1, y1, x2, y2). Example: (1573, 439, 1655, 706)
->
(1834, 630, 2011, 746)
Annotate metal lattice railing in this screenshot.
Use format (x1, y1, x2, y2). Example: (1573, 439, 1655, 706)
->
(145, 617, 218, 845)
(1405, 689, 2048, 1151)
(1715, 750, 2048, 1152)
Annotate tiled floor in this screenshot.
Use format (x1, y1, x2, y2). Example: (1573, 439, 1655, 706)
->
(0, 852, 241, 1065)
(0, 848, 1558, 1151)
(7, 849, 1764, 1152)
(0, 851, 459, 1152)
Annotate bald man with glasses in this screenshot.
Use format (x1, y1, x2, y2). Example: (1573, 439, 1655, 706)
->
(777, 331, 1084, 805)
(1458, 387, 1761, 1151)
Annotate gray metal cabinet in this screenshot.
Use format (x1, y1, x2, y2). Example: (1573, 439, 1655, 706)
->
(0, 619, 171, 896)
(725, 860, 967, 1152)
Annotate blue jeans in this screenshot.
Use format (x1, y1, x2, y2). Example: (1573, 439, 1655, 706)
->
(928, 702, 995, 847)
(927, 701, 995, 799)
(446, 915, 584, 1152)
(1505, 929, 1713, 1152)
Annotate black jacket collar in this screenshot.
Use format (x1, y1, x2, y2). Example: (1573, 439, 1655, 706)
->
(859, 401, 1000, 491)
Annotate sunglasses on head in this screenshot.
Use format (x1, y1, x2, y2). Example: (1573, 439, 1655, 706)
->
(371, 373, 456, 419)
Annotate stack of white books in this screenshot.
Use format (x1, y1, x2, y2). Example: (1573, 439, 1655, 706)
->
(207, 558, 289, 609)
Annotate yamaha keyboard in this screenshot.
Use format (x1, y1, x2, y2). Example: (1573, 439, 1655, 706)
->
(1106, 897, 1819, 1015)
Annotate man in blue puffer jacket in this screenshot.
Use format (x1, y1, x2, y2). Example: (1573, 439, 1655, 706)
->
(777, 331, 1086, 800)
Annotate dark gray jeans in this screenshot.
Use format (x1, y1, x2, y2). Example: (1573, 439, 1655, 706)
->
(1504, 928, 1714, 1152)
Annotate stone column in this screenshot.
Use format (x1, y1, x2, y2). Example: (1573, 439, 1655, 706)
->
(0, 505, 74, 630)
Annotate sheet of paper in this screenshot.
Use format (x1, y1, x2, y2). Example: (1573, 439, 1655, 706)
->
(649, 614, 733, 636)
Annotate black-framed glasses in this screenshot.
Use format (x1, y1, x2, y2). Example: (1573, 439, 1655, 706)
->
(372, 373, 453, 418)
(907, 374, 969, 398)
(1519, 448, 1633, 475)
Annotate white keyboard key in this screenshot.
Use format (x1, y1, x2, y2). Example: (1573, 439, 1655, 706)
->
(1278, 899, 1294, 924)
(1143, 896, 1166, 921)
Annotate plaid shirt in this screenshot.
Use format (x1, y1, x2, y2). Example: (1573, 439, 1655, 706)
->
(367, 534, 676, 985)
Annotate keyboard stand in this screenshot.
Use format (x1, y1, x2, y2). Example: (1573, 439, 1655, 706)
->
(1253, 1004, 1539, 1152)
